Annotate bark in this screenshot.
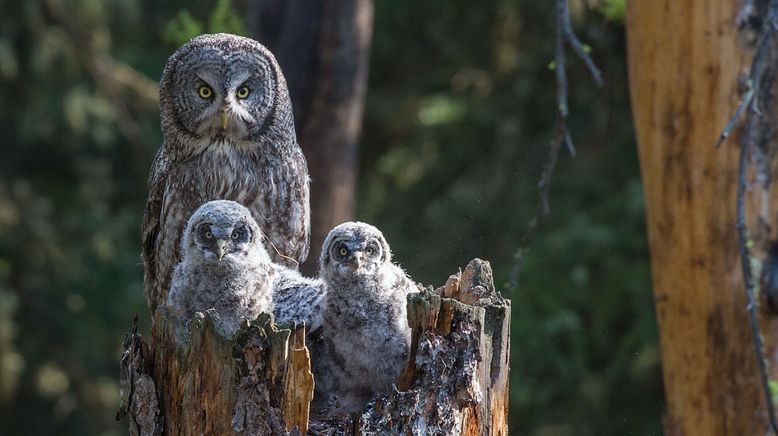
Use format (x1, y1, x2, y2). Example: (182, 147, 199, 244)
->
(119, 312, 313, 436)
(251, 0, 374, 274)
(628, 1, 778, 434)
(119, 259, 510, 435)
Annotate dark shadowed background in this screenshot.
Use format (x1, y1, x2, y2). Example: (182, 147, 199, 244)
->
(0, 0, 663, 434)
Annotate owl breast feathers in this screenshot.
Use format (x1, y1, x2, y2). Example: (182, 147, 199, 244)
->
(312, 221, 420, 412)
(143, 33, 310, 314)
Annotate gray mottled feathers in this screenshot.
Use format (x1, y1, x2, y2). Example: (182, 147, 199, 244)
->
(313, 222, 420, 412)
(144, 33, 310, 314)
(166, 200, 273, 337)
(270, 265, 325, 333)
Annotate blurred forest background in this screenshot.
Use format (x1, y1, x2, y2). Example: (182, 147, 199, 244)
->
(0, 0, 663, 434)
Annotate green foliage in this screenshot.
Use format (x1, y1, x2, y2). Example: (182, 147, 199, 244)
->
(163, 10, 204, 46)
(600, 0, 627, 23)
(163, 0, 247, 46)
(0, 0, 660, 434)
(208, 0, 247, 37)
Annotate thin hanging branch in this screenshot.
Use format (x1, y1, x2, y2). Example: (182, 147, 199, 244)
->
(511, 0, 604, 288)
(539, 0, 604, 215)
(737, 116, 778, 435)
(717, 1, 778, 433)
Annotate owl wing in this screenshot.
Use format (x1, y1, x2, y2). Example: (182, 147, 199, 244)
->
(288, 149, 311, 264)
(141, 146, 170, 305)
(387, 264, 422, 296)
(271, 265, 324, 332)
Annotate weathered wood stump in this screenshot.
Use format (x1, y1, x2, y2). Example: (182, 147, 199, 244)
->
(119, 259, 510, 435)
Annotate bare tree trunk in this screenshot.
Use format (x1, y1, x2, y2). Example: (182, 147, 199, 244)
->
(251, 0, 374, 274)
(628, 1, 778, 434)
(118, 260, 510, 435)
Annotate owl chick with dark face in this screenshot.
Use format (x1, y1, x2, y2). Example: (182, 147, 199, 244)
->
(167, 200, 273, 337)
(168, 200, 325, 337)
(312, 222, 420, 412)
(143, 33, 310, 314)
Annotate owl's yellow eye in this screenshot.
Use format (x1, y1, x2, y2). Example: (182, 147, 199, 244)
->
(339, 247, 348, 256)
(205, 231, 213, 239)
(236, 86, 250, 99)
(198, 85, 213, 99)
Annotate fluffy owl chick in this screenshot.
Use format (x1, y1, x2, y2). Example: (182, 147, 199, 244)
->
(167, 200, 273, 337)
(313, 221, 419, 412)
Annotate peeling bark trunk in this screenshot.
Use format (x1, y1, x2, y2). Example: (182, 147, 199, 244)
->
(119, 259, 510, 435)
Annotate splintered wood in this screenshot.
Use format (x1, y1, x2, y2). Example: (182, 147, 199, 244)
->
(119, 259, 511, 435)
(283, 327, 315, 434)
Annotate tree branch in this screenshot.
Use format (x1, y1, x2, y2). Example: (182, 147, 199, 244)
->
(539, 0, 604, 215)
(720, 1, 778, 433)
(512, 0, 604, 288)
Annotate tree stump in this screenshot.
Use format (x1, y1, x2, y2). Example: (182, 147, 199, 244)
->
(118, 259, 510, 435)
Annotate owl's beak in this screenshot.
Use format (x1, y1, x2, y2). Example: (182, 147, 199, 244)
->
(351, 252, 364, 271)
(216, 239, 228, 261)
(220, 110, 229, 130)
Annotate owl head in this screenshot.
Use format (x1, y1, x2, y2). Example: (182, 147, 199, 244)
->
(160, 33, 293, 152)
(319, 221, 392, 281)
(182, 200, 269, 264)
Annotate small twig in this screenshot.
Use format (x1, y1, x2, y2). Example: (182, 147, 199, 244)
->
(716, 2, 777, 148)
(538, 0, 604, 216)
(559, 0, 604, 88)
(716, 83, 754, 148)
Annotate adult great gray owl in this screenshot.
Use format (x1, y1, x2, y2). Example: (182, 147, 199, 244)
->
(312, 222, 420, 412)
(143, 33, 310, 312)
(167, 200, 324, 336)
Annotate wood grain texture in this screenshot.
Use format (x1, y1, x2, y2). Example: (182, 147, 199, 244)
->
(120, 312, 314, 435)
(627, 1, 778, 434)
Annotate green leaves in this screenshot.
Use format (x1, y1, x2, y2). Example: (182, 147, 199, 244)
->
(163, 10, 204, 46)
(600, 0, 626, 23)
(162, 0, 247, 46)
